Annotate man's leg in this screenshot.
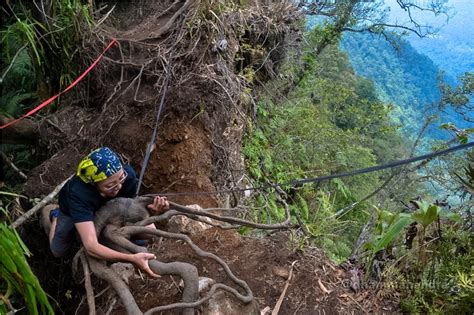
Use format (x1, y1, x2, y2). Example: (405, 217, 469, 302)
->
(42, 205, 75, 257)
(49, 211, 59, 243)
(41, 204, 59, 237)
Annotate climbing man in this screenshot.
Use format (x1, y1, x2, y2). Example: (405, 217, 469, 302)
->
(41, 146, 168, 277)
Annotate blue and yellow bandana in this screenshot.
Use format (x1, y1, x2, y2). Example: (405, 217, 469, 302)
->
(77, 147, 122, 183)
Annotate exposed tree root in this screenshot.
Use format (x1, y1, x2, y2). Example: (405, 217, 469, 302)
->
(137, 200, 295, 230)
(144, 0, 198, 41)
(27, 1, 303, 313)
(71, 195, 295, 314)
(1, 151, 28, 180)
(12, 175, 72, 229)
(117, 225, 253, 301)
(88, 257, 143, 315)
(79, 251, 96, 315)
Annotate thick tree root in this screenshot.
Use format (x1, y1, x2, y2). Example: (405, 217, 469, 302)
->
(80, 251, 96, 315)
(117, 225, 253, 303)
(104, 224, 253, 313)
(88, 257, 142, 315)
(77, 196, 260, 314)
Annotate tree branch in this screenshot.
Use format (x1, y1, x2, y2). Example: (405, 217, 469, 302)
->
(136, 201, 295, 230)
(11, 175, 72, 228)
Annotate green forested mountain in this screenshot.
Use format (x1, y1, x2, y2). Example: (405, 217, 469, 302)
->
(340, 32, 443, 138)
(244, 31, 409, 262)
(386, 0, 474, 79)
(244, 20, 473, 311)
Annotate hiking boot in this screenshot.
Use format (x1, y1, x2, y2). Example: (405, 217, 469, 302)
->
(40, 204, 59, 237)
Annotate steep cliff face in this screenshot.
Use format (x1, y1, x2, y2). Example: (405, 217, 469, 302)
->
(19, 0, 305, 311)
(23, 0, 301, 207)
(16, 3, 405, 313)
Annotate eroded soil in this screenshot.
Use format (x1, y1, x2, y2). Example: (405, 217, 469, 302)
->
(18, 1, 400, 314)
(99, 229, 399, 314)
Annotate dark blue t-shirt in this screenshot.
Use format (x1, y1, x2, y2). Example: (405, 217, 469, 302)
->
(58, 164, 138, 223)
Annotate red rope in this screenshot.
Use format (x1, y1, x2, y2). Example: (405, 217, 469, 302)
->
(0, 39, 118, 130)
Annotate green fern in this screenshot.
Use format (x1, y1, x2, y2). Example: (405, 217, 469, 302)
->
(0, 91, 36, 116)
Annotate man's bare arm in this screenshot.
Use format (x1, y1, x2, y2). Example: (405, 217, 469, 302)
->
(75, 221, 158, 277)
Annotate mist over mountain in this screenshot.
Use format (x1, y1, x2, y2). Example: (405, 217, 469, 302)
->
(335, 0, 472, 140)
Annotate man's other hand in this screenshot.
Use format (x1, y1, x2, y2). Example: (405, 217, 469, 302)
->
(147, 196, 169, 214)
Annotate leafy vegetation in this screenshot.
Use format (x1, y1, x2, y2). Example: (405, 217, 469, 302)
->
(0, 221, 54, 314)
(340, 31, 473, 140)
(242, 24, 408, 262)
(391, 224, 474, 314)
(1, 2, 94, 312)
(1, 0, 93, 117)
(340, 32, 445, 138)
(243, 9, 473, 312)
(392, 0, 474, 79)
(0, 0, 472, 312)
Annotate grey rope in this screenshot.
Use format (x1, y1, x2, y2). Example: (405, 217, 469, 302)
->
(136, 72, 170, 195)
(143, 141, 474, 197)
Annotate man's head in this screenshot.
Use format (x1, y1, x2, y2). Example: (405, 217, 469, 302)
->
(77, 147, 126, 197)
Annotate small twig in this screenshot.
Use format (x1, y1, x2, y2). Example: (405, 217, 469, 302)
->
(143, 0, 194, 40)
(46, 118, 66, 134)
(0, 151, 27, 180)
(317, 279, 332, 294)
(95, 5, 115, 27)
(99, 43, 127, 116)
(94, 285, 110, 298)
(332, 172, 396, 219)
(170, 275, 183, 293)
(154, 0, 181, 19)
(195, 74, 246, 120)
(104, 297, 117, 315)
(345, 294, 367, 314)
(11, 175, 72, 229)
(254, 43, 280, 73)
(390, 236, 440, 267)
(74, 296, 85, 315)
(272, 261, 297, 315)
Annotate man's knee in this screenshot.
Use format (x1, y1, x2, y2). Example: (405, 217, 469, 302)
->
(50, 239, 71, 257)
(51, 235, 77, 257)
(40, 204, 59, 236)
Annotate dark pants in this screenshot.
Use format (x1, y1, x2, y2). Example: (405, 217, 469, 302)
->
(50, 210, 76, 257)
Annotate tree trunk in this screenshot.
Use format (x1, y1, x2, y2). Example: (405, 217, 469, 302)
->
(0, 115, 39, 145)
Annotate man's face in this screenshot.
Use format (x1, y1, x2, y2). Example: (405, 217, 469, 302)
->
(96, 169, 127, 198)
